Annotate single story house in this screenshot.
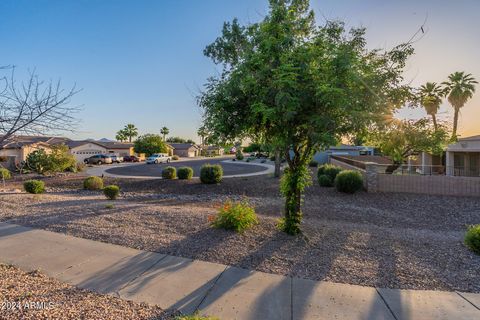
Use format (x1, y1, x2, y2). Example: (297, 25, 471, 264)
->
(313, 145, 376, 164)
(203, 145, 224, 156)
(0, 135, 69, 166)
(445, 135, 480, 177)
(66, 140, 108, 163)
(95, 141, 134, 157)
(169, 143, 200, 157)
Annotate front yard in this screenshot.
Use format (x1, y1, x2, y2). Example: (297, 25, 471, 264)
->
(1, 173, 479, 293)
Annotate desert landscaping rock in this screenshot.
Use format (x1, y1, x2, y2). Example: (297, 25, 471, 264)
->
(0, 173, 479, 293)
(0, 263, 177, 320)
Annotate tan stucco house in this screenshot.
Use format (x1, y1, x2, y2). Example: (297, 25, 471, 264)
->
(446, 135, 480, 177)
(170, 143, 200, 157)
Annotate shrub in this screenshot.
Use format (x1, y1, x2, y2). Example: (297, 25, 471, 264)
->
(235, 149, 244, 160)
(26, 144, 76, 174)
(212, 200, 258, 232)
(105, 203, 115, 209)
(309, 160, 318, 167)
(24, 180, 45, 194)
(162, 166, 177, 179)
(318, 174, 333, 187)
(0, 168, 11, 180)
(103, 185, 120, 200)
(172, 155, 180, 160)
(318, 164, 342, 182)
(177, 166, 194, 180)
(200, 164, 223, 184)
(334, 170, 363, 193)
(465, 225, 480, 255)
(83, 176, 104, 190)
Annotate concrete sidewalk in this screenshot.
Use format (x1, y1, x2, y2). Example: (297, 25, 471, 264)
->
(0, 222, 479, 320)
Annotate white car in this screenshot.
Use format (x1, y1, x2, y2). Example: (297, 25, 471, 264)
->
(146, 153, 171, 164)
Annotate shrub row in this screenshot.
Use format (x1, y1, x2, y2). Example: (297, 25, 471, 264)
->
(317, 164, 363, 193)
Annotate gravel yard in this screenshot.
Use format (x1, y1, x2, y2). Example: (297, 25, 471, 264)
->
(1, 173, 479, 293)
(0, 264, 177, 320)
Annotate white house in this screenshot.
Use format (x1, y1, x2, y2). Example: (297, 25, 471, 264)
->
(445, 135, 480, 177)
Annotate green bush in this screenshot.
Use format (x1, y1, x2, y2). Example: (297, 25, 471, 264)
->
(24, 180, 45, 194)
(0, 168, 11, 180)
(465, 225, 480, 255)
(212, 200, 258, 232)
(200, 164, 223, 184)
(334, 170, 363, 193)
(26, 144, 76, 174)
(235, 149, 244, 160)
(318, 164, 342, 182)
(103, 185, 120, 200)
(162, 166, 177, 179)
(309, 160, 319, 167)
(83, 176, 104, 190)
(318, 174, 333, 187)
(177, 166, 194, 180)
(172, 155, 180, 160)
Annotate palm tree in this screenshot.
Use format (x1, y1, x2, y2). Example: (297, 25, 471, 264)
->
(442, 72, 478, 139)
(197, 126, 207, 146)
(418, 82, 443, 131)
(122, 124, 138, 142)
(160, 126, 169, 141)
(115, 130, 127, 142)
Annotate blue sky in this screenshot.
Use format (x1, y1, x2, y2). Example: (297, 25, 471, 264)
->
(1, 0, 479, 141)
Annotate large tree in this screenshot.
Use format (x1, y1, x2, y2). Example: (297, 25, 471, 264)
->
(442, 72, 477, 139)
(199, 0, 412, 234)
(0, 67, 80, 144)
(417, 82, 443, 131)
(366, 118, 450, 170)
(133, 134, 168, 156)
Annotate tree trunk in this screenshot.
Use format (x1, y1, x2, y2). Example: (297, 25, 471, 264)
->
(281, 150, 306, 235)
(274, 149, 281, 178)
(452, 108, 459, 139)
(431, 114, 438, 131)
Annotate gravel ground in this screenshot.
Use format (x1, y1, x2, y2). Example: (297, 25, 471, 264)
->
(1, 173, 479, 293)
(0, 264, 177, 320)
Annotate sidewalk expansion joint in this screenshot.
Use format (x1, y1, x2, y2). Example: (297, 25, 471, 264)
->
(193, 265, 229, 313)
(456, 291, 480, 311)
(375, 287, 399, 320)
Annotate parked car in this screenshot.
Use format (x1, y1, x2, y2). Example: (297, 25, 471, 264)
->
(84, 154, 113, 165)
(110, 155, 124, 163)
(146, 153, 171, 164)
(124, 155, 140, 162)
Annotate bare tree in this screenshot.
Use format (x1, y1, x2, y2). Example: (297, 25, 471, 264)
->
(0, 66, 81, 144)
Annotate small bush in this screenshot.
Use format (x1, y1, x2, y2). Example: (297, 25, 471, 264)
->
(175, 313, 219, 320)
(105, 203, 115, 209)
(177, 166, 194, 180)
(212, 200, 258, 232)
(200, 164, 223, 184)
(103, 185, 120, 200)
(309, 160, 319, 167)
(465, 225, 480, 255)
(318, 174, 333, 187)
(172, 155, 180, 160)
(0, 168, 11, 180)
(24, 180, 45, 194)
(83, 176, 104, 190)
(318, 164, 342, 182)
(334, 170, 363, 193)
(162, 166, 177, 179)
(236, 152, 244, 161)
